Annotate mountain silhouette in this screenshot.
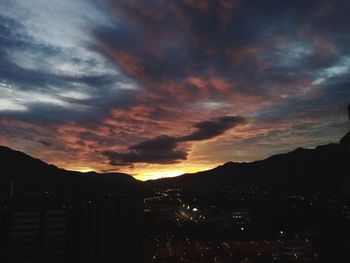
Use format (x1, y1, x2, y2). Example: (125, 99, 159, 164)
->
(1, 104, 350, 195)
(147, 142, 349, 193)
(148, 104, 350, 193)
(1, 134, 349, 196)
(1, 135, 349, 196)
(0, 145, 137, 199)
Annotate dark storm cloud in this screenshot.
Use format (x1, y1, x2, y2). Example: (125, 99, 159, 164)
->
(102, 149, 187, 166)
(131, 135, 178, 151)
(94, 0, 350, 105)
(38, 140, 52, 147)
(180, 116, 246, 141)
(103, 116, 246, 165)
(94, 0, 240, 83)
(102, 135, 187, 166)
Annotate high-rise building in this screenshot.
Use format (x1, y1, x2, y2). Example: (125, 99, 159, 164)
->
(7, 211, 41, 263)
(0, 188, 143, 263)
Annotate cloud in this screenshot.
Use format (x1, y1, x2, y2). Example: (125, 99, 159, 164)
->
(38, 140, 52, 147)
(1, 0, 350, 176)
(0, 13, 138, 124)
(103, 115, 246, 166)
(130, 135, 178, 151)
(102, 135, 187, 166)
(180, 116, 246, 141)
(92, 0, 350, 140)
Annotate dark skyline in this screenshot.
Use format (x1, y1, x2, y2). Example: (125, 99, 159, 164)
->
(1, 0, 350, 180)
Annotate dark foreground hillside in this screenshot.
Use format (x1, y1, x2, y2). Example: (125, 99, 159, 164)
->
(1, 106, 350, 262)
(142, 107, 350, 263)
(148, 139, 350, 195)
(0, 146, 143, 263)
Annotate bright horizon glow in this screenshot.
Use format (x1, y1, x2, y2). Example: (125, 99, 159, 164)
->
(62, 164, 213, 181)
(132, 164, 219, 182)
(67, 166, 96, 173)
(134, 171, 184, 181)
(133, 165, 214, 181)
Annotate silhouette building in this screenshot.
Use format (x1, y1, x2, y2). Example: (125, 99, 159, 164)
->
(340, 103, 350, 146)
(0, 181, 142, 263)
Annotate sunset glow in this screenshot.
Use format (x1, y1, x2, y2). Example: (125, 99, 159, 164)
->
(1, 0, 350, 180)
(134, 171, 184, 181)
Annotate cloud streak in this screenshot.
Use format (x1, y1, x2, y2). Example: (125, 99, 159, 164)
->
(179, 116, 246, 141)
(103, 116, 246, 166)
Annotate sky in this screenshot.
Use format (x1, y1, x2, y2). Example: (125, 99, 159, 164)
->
(0, 0, 350, 181)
